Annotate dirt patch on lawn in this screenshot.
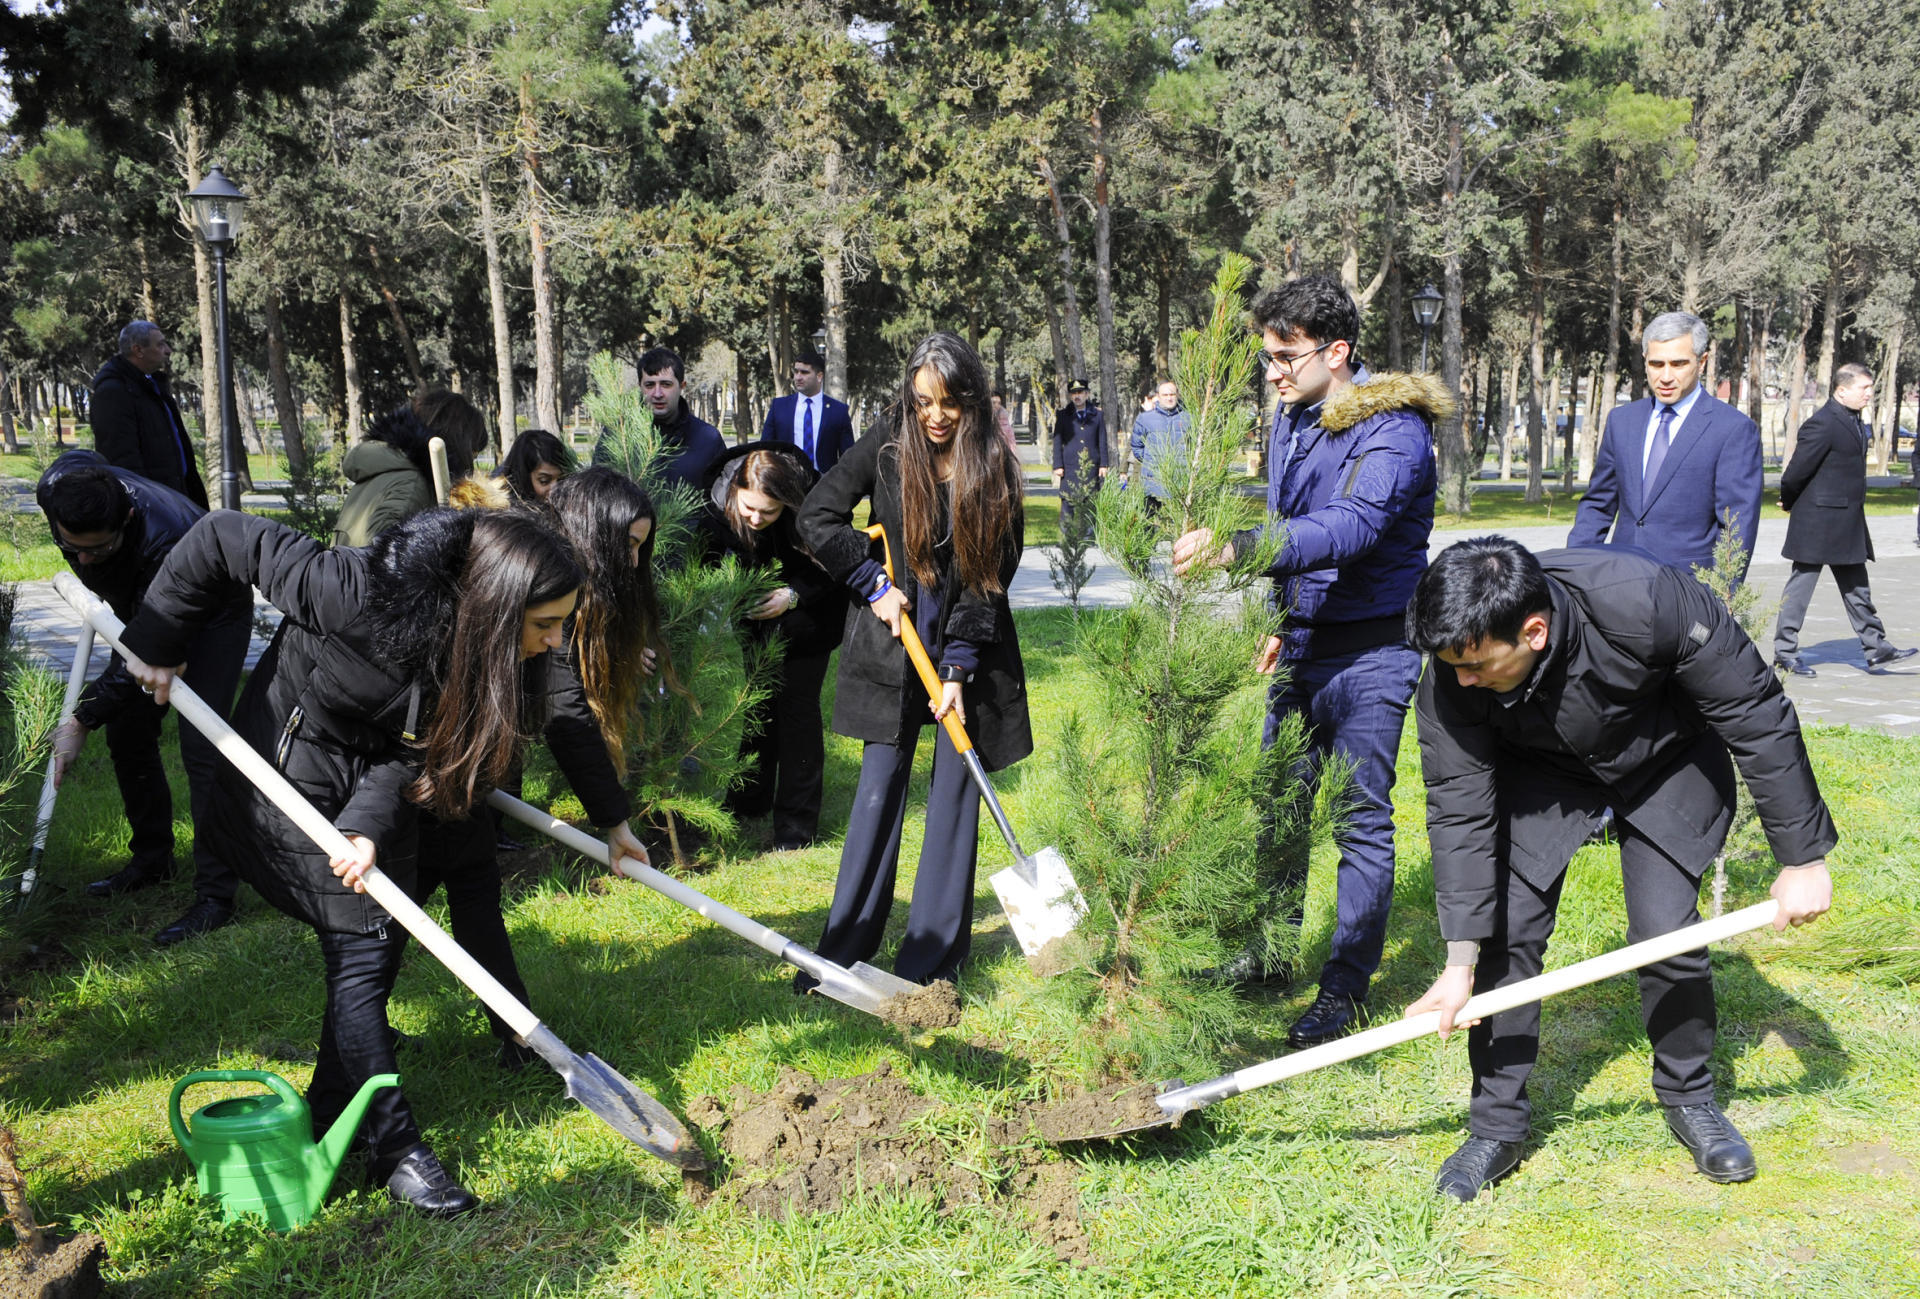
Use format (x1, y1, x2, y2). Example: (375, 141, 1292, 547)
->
(686, 1061, 1093, 1265)
(1033, 1083, 1175, 1143)
(0, 1232, 107, 1299)
(874, 979, 962, 1030)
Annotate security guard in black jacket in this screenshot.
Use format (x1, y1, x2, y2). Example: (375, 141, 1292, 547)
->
(1403, 539, 1836, 1201)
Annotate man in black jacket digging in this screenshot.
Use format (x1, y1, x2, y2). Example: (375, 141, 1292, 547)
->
(38, 451, 250, 945)
(1403, 538, 1835, 1200)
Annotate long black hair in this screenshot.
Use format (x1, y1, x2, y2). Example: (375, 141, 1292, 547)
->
(496, 428, 576, 503)
(892, 331, 1022, 594)
(546, 467, 669, 773)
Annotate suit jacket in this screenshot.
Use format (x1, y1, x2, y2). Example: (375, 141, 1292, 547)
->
(1417, 548, 1837, 943)
(1052, 405, 1108, 481)
(89, 355, 208, 510)
(1779, 397, 1874, 566)
(761, 392, 856, 472)
(1567, 389, 1762, 578)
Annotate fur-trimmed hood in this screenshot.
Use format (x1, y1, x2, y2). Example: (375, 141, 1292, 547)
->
(362, 507, 477, 676)
(449, 473, 512, 511)
(365, 404, 439, 475)
(1320, 372, 1458, 434)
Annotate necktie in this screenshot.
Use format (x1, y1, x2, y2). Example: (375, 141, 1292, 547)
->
(802, 397, 815, 463)
(1644, 403, 1675, 489)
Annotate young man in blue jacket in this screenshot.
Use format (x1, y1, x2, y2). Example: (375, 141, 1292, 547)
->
(1174, 274, 1448, 1048)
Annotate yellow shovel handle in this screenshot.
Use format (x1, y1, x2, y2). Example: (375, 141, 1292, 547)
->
(864, 524, 974, 756)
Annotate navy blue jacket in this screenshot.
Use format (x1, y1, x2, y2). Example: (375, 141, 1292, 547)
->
(1567, 389, 1763, 578)
(1128, 403, 1190, 500)
(760, 392, 856, 473)
(36, 449, 246, 730)
(1232, 369, 1447, 660)
(1052, 404, 1109, 482)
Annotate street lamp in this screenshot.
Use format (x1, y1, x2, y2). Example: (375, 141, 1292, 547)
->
(811, 326, 827, 358)
(1411, 283, 1443, 372)
(185, 165, 248, 511)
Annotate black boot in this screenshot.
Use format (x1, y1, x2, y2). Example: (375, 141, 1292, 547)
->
(1435, 1136, 1524, 1201)
(1286, 988, 1364, 1048)
(153, 898, 235, 947)
(383, 1144, 480, 1217)
(87, 859, 176, 898)
(1665, 1102, 1757, 1183)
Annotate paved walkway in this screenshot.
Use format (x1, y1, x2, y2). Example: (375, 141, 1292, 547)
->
(14, 509, 1920, 737)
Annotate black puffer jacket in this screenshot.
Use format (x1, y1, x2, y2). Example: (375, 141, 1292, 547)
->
(798, 424, 1032, 771)
(701, 442, 845, 657)
(37, 450, 245, 731)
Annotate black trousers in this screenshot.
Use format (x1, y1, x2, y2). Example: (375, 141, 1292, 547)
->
(729, 650, 831, 845)
(413, 810, 528, 1043)
(1771, 561, 1888, 660)
(309, 924, 421, 1173)
(101, 607, 249, 901)
(815, 718, 981, 984)
(1467, 816, 1717, 1141)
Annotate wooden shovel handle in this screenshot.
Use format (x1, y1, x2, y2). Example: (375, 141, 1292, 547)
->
(863, 524, 974, 756)
(428, 436, 451, 506)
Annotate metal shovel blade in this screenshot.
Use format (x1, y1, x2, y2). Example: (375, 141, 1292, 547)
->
(990, 845, 1086, 959)
(525, 1026, 707, 1169)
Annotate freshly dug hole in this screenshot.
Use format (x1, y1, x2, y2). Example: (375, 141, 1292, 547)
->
(685, 1061, 1093, 1264)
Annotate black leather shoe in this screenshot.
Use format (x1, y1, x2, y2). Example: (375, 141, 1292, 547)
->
(498, 1036, 540, 1072)
(1665, 1102, 1757, 1182)
(153, 898, 235, 948)
(1434, 1135, 1525, 1201)
(1773, 657, 1816, 678)
(385, 1145, 480, 1217)
(1198, 951, 1292, 991)
(1865, 645, 1917, 669)
(86, 860, 175, 898)
(1287, 988, 1364, 1048)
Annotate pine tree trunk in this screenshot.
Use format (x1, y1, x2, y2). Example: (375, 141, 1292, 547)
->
(1815, 259, 1842, 396)
(0, 356, 17, 455)
(185, 111, 223, 499)
(339, 288, 365, 445)
(368, 241, 426, 393)
(1091, 107, 1119, 464)
(264, 288, 307, 474)
(1386, 260, 1405, 373)
(1500, 353, 1519, 480)
(1875, 324, 1903, 473)
(1784, 292, 1815, 462)
(1155, 272, 1171, 382)
(521, 75, 563, 437)
(1545, 350, 1563, 479)
(1575, 355, 1601, 486)
(478, 152, 516, 455)
(1044, 288, 1070, 407)
(1525, 195, 1547, 503)
(1436, 122, 1472, 515)
(1037, 157, 1089, 382)
(821, 146, 851, 403)
(136, 235, 158, 322)
(1599, 178, 1624, 467)
(1747, 300, 1768, 436)
(1627, 292, 1647, 401)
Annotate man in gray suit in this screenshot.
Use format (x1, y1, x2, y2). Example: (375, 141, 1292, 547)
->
(1771, 363, 1915, 676)
(1568, 312, 1762, 580)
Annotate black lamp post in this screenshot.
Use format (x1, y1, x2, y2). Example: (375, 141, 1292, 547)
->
(1411, 283, 1443, 372)
(185, 166, 248, 511)
(811, 326, 827, 358)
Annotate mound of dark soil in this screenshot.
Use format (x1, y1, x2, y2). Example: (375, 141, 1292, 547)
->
(873, 979, 962, 1030)
(0, 1233, 106, 1299)
(687, 1061, 1092, 1265)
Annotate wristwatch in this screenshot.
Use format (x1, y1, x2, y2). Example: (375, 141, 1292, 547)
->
(938, 664, 971, 683)
(785, 588, 800, 611)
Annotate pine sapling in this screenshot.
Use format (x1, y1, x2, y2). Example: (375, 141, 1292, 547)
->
(1045, 448, 1099, 610)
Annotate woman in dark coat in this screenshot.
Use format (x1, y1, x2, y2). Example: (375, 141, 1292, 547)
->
(702, 442, 846, 848)
(120, 508, 586, 1217)
(797, 332, 1031, 987)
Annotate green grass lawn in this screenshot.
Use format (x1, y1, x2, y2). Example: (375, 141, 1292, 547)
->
(3, 606, 1915, 1296)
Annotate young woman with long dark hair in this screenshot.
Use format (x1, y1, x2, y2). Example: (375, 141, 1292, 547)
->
(119, 508, 606, 1218)
(796, 331, 1031, 987)
(495, 428, 576, 504)
(702, 442, 845, 848)
(546, 467, 671, 773)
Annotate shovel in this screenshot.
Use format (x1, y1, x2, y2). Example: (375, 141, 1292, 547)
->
(1042, 898, 1787, 1141)
(52, 573, 705, 1171)
(861, 525, 1085, 960)
(17, 624, 95, 910)
(486, 790, 923, 1018)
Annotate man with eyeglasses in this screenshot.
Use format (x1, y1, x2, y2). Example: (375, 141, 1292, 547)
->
(35, 452, 250, 946)
(1172, 273, 1448, 1050)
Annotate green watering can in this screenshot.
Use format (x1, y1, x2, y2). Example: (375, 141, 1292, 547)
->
(168, 1068, 399, 1230)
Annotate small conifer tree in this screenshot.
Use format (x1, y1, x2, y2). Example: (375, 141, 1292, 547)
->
(1, 588, 65, 928)
(1692, 522, 1774, 914)
(1045, 449, 1100, 610)
(583, 354, 778, 867)
(1029, 256, 1322, 1083)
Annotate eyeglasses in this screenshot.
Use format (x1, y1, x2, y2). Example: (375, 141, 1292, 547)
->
(54, 528, 126, 560)
(1262, 340, 1335, 374)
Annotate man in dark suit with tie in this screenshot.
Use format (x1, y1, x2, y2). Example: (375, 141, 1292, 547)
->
(1567, 311, 1762, 580)
(1770, 363, 1915, 676)
(760, 350, 855, 472)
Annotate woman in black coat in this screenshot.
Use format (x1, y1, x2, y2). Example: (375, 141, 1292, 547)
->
(702, 442, 846, 848)
(797, 332, 1032, 987)
(121, 508, 586, 1217)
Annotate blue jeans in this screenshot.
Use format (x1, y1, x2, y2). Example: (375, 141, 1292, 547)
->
(1262, 642, 1423, 999)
